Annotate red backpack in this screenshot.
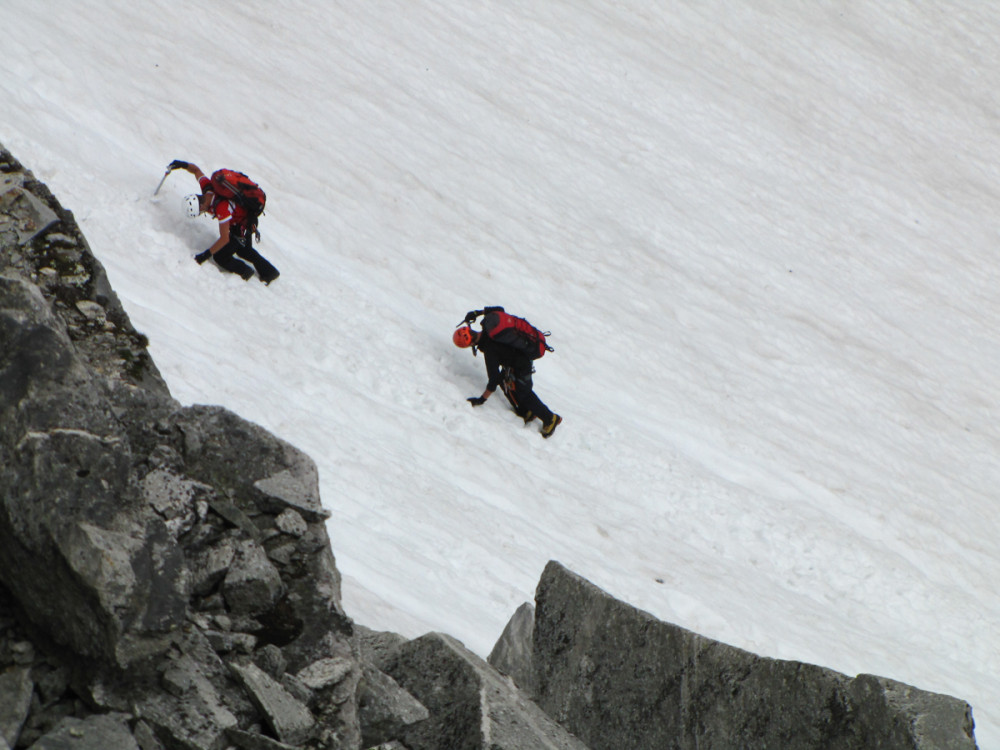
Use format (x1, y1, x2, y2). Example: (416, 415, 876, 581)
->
(210, 169, 266, 239)
(481, 307, 553, 360)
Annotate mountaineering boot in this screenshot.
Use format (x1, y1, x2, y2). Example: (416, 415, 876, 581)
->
(522, 410, 535, 425)
(238, 265, 255, 281)
(541, 414, 562, 438)
(260, 268, 280, 285)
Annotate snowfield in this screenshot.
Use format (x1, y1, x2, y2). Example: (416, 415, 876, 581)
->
(3, 2, 999, 746)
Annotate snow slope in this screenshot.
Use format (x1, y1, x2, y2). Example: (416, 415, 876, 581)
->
(3, 2, 998, 745)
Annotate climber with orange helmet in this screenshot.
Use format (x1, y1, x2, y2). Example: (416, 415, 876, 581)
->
(453, 326, 475, 348)
(453, 307, 561, 438)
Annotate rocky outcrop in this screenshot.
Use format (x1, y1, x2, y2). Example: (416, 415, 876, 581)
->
(0, 147, 427, 749)
(371, 631, 587, 750)
(490, 561, 979, 750)
(0, 144, 981, 749)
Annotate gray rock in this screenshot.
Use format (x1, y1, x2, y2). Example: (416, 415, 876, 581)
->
(487, 601, 536, 697)
(133, 679, 238, 750)
(10, 640, 34, 665)
(280, 673, 313, 706)
(223, 540, 284, 616)
(173, 406, 323, 527)
(34, 663, 70, 705)
(229, 661, 316, 746)
(127, 633, 247, 750)
(6, 430, 185, 665)
(206, 496, 261, 541)
(357, 665, 429, 749)
(0, 171, 24, 193)
(253, 644, 287, 680)
(131, 720, 164, 750)
(274, 509, 307, 538)
(849, 674, 979, 750)
(140, 469, 210, 539)
(74, 299, 106, 324)
(253, 468, 329, 523)
(355, 625, 408, 671)
(382, 632, 589, 750)
(28, 713, 138, 750)
(204, 630, 257, 655)
(0, 184, 58, 245)
(225, 727, 300, 750)
(0, 665, 33, 748)
(0, 273, 186, 669)
(265, 542, 297, 568)
(161, 665, 195, 697)
(167, 405, 353, 676)
(188, 536, 238, 597)
(295, 656, 353, 691)
(528, 560, 978, 750)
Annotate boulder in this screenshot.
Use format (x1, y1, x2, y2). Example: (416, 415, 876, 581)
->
(29, 713, 138, 750)
(356, 665, 429, 748)
(116, 632, 249, 750)
(295, 656, 354, 692)
(382, 632, 589, 750)
(487, 601, 536, 697)
(0, 178, 58, 245)
(229, 661, 316, 746)
(521, 560, 978, 750)
(223, 540, 284, 616)
(0, 274, 186, 668)
(0, 665, 33, 748)
(226, 727, 301, 750)
(274, 509, 307, 538)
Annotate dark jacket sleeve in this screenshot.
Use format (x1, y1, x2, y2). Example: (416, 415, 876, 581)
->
(482, 343, 502, 392)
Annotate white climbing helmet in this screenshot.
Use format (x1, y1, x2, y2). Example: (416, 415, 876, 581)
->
(184, 194, 202, 218)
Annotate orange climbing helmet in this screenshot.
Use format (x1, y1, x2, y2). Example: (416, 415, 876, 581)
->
(453, 326, 474, 348)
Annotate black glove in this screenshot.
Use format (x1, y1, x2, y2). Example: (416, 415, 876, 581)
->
(464, 310, 481, 325)
(194, 249, 212, 264)
(467, 396, 486, 407)
(168, 159, 189, 171)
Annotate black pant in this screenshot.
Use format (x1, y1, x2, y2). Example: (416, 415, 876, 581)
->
(213, 233, 278, 281)
(504, 366, 553, 423)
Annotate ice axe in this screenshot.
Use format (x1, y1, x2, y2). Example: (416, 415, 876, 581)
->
(153, 160, 190, 196)
(153, 168, 171, 196)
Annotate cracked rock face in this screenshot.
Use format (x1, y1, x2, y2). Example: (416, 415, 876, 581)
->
(0, 146, 372, 749)
(495, 561, 980, 750)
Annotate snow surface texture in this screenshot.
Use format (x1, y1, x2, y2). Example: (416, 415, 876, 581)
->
(3, 2, 997, 745)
